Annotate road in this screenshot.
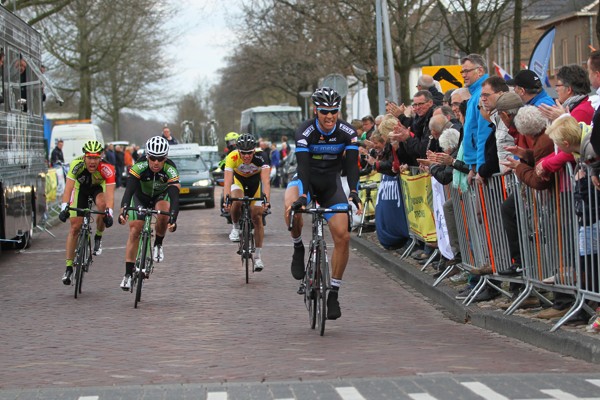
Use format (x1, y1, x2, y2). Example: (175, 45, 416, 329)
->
(0, 186, 598, 399)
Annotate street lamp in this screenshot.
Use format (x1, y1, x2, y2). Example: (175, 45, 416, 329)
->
(299, 91, 312, 121)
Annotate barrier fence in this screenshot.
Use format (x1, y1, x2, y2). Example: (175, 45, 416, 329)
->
(392, 162, 600, 332)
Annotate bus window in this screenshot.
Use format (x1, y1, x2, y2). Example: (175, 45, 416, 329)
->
(8, 50, 27, 112)
(0, 47, 4, 105)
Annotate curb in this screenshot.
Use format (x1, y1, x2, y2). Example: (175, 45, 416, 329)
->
(350, 235, 600, 364)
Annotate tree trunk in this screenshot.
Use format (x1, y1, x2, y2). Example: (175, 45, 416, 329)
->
(513, 0, 523, 75)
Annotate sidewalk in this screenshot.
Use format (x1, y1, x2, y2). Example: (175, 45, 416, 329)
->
(350, 232, 600, 364)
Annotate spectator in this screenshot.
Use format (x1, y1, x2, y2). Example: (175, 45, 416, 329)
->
(50, 139, 64, 167)
(104, 143, 116, 166)
(587, 50, 600, 156)
(417, 74, 444, 106)
(114, 145, 125, 188)
(270, 142, 281, 187)
(506, 69, 554, 107)
(258, 138, 271, 165)
(433, 105, 462, 131)
(162, 125, 178, 145)
(361, 115, 376, 140)
(539, 64, 594, 124)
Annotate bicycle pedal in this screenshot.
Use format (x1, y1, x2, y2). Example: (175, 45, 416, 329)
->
(297, 284, 305, 295)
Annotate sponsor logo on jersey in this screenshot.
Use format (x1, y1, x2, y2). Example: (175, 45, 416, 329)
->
(339, 124, 355, 136)
(302, 125, 315, 137)
(308, 143, 345, 154)
(101, 164, 114, 177)
(297, 139, 308, 147)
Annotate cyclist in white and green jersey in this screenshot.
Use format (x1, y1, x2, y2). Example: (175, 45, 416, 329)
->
(117, 136, 180, 290)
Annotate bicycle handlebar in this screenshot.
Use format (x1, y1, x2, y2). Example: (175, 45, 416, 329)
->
(66, 206, 108, 215)
(122, 206, 174, 217)
(225, 196, 266, 207)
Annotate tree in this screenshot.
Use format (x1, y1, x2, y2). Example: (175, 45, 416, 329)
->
(436, 0, 513, 55)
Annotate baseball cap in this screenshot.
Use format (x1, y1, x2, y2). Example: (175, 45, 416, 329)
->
(505, 70, 542, 90)
(495, 92, 523, 112)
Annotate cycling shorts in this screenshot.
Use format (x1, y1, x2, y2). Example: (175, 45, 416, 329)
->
(232, 177, 263, 206)
(126, 191, 171, 221)
(68, 185, 103, 218)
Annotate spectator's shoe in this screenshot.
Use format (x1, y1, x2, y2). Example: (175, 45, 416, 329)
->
(498, 262, 522, 276)
(120, 274, 132, 291)
(471, 264, 493, 275)
(535, 307, 569, 319)
(472, 288, 501, 303)
(62, 268, 73, 285)
(229, 228, 240, 242)
(291, 245, 305, 280)
(449, 270, 469, 283)
(586, 316, 600, 333)
(455, 287, 473, 300)
(498, 295, 540, 310)
(153, 245, 164, 262)
(254, 259, 264, 272)
(93, 237, 102, 256)
(433, 267, 460, 279)
(326, 291, 341, 320)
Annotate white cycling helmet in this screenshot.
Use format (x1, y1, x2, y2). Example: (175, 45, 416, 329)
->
(146, 136, 169, 157)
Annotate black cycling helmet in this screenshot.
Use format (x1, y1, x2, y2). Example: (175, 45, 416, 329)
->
(311, 87, 341, 108)
(236, 133, 257, 151)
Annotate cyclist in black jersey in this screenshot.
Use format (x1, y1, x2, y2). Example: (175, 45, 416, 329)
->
(118, 136, 180, 290)
(287, 87, 362, 320)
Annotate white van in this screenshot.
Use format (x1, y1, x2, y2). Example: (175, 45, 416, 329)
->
(50, 123, 105, 165)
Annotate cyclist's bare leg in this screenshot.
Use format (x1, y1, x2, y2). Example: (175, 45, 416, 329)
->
(125, 220, 143, 263)
(154, 200, 170, 237)
(229, 188, 243, 224)
(66, 217, 83, 261)
(328, 213, 350, 281)
(284, 184, 303, 238)
(251, 206, 264, 247)
(94, 192, 107, 232)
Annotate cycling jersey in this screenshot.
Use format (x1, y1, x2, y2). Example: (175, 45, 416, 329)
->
(128, 157, 179, 198)
(225, 150, 269, 187)
(66, 156, 116, 217)
(294, 118, 359, 206)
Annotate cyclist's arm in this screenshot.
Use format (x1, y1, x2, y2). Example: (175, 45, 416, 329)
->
(295, 150, 311, 198)
(61, 177, 75, 204)
(223, 168, 234, 200)
(104, 183, 115, 210)
(166, 184, 180, 220)
(260, 166, 270, 203)
(344, 148, 360, 193)
(120, 175, 140, 209)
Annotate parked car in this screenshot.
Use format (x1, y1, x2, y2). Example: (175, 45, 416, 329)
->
(169, 144, 215, 208)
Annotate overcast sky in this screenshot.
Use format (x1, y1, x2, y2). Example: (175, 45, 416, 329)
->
(167, 0, 241, 95)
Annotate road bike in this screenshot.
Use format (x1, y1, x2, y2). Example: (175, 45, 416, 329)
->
(289, 202, 351, 336)
(67, 197, 108, 299)
(181, 120, 194, 143)
(227, 195, 265, 283)
(123, 205, 173, 308)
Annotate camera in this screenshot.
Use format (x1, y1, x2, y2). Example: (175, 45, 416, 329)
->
(359, 182, 378, 190)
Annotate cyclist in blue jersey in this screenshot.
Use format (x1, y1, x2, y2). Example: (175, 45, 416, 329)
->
(288, 87, 362, 320)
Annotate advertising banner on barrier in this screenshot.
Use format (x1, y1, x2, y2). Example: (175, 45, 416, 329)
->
(431, 178, 453, 259)
(375, 174, 409, 249)
(45, 168, 57, 203)
(400, 171, 437, 242)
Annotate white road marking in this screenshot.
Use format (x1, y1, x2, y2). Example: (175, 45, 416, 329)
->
(335, 387, 366, 400)
(461, 382, 510, 400)
(78, 397, 99, 400)
(408, 393, 439, 400)
(207, 392, 227, 400)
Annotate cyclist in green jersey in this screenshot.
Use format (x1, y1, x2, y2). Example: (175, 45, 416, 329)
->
(58, 140, 116, 285)
(118, 136, 180, 290)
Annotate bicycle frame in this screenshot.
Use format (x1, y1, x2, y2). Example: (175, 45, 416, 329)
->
(67, 197, 106, 299)
(228, 195, 264, 283)
(124, 205, 172, 308)
(289, 203, 351, 335)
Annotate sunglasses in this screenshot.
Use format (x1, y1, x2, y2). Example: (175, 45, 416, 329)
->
(239, 150, 254, 155)
(317, 108, 339, 115)
(148, 155, 166, 162)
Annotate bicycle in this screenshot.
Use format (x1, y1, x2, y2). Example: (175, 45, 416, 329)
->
(289, 202, 351, 336)
(123, 205, 173, 308)
(66, 196, 108, 299)
(226, 195, 265, 283)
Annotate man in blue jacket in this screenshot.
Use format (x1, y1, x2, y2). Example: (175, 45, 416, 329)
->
(506, 69, 554, 107)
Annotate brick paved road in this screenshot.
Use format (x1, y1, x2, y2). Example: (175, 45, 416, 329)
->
(0, 187, 596, 390)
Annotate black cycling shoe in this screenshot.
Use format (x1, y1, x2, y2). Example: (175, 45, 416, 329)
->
(62, 268, 73, 285)
(291, 245, 305, 280)
(326, 291, 341, 320)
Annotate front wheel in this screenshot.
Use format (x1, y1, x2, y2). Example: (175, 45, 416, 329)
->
(73, 232, 88, 298)
(317, 243, 327, 336)
(305, 246, 317, 330)
(241, 220, 251, 284)
(135, 234, 150, 308)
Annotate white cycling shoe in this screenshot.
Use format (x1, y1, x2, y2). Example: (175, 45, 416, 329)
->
(120, 275, 132, 291)
(229, 228, 240, 242)
(153, 245, 164, 262)
(254, 259, 264, 272)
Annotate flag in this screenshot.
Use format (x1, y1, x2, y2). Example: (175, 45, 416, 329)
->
(529, 27, 556, 88)
(493, 62, 512, 80)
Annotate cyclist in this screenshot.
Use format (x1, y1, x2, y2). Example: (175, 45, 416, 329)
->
(222, 133, 271, 271)
(118, 136, 179, 290)
(288, 87, 362, 320)
(58, 140, 116, 285)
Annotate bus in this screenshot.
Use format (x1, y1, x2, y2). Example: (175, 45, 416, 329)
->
(0, 5, 59, 251)
(240, 105, 302, 144)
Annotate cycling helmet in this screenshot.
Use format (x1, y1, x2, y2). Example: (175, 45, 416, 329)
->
(224, 131, 239, 142)
(145, 136, 169, 157)
(311, 87, 341, 108)
(82, 140, 103, 155)
(236, 133, 257, 151)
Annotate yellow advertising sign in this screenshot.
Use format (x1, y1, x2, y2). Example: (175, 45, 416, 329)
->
(400, 171, 437, 242)
(421, 65, 464, 93)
